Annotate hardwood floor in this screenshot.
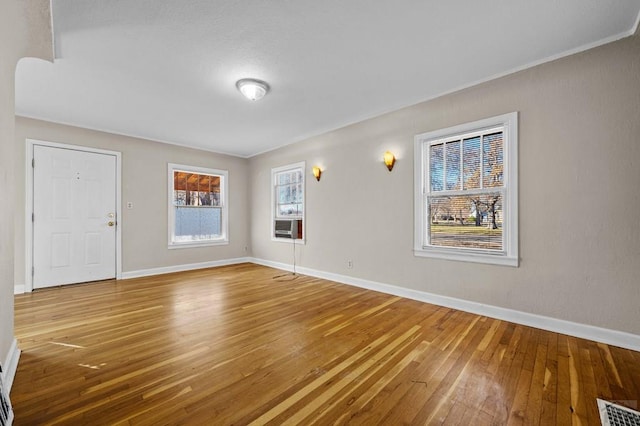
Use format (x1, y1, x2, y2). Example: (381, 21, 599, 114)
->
(11, 263, 640, 425)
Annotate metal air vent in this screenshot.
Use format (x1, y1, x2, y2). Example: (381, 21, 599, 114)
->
(598, 399, 640, 426)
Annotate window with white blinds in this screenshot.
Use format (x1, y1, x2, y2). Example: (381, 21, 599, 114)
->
(414, 112, 518, 266)
(168, 163, 229, 248)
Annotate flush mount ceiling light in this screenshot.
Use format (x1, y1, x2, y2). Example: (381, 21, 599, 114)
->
(236, 78, 270, 101)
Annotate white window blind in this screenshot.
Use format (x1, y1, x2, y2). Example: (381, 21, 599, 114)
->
(427, 129, 504, 251)
(414, 112, 518, 266)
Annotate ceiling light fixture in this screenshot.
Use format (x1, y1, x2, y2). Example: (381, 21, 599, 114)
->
(236, 78, 270, 101)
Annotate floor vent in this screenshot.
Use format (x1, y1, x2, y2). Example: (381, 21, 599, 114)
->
(0, 369, 13, 426)
(598, 399, 640, 426)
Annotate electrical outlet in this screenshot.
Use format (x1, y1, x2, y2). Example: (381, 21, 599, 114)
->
(347, 260, 353, 269)
(126, 202, 133, 209)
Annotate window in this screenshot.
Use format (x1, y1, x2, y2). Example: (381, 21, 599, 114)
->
(271, 162, 305, 241)
(168, 163, 228, 248)
(414, 112, 518, 266)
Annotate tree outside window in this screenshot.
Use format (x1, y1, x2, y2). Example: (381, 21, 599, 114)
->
(414, 113, 518, 266)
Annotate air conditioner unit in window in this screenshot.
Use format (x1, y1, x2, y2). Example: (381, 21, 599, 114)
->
(274, 219, 299, 239)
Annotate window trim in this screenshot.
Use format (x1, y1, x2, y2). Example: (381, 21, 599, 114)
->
(413, 112, 518, 267)
(271, 161, 306, 243)
(167, 163, 229, 249)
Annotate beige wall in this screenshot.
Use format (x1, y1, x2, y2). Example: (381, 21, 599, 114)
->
(1, 0, 52, 370)
(250, 32, 640, 335)
(5, 6, 639, 366)
(14, 118, 251, 284)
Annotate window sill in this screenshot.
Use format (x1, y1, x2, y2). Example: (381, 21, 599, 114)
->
(271, 237, 306, 245)
(168, 239, 229, 249)
(414, 247, 518, 267)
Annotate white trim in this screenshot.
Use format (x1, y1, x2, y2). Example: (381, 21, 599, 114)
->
(414, 112, 518, 267)
(13, 285, 25, 295)
(50, 0, 57, 60)
(16, 22, 639, 162)
(247, 25, 639, 160)
(2, 338, 21, 392)
(24, 139, 123, 293)
(271, 237, 305, 245)
(413, 249, 518, 267)
(167, 240, 229, 249)
(271, 161, 306, 244)
(121, 257, 251, 280)
(168, 163, 229, 248)
(249, 258, 640, 352)
(16, 253, 640, 353)
(16, 114, 247, 159)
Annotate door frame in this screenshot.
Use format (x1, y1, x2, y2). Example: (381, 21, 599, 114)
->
(25, 139, 123, 292)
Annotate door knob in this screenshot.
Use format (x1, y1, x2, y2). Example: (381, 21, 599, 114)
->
(108, 221, 115, 227)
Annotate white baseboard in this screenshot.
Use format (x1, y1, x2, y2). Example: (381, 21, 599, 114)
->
(121, 257, 252, 280)
(250, 257, 640, 352)
(16, 256, 639, 352)
(14, 285, 25, 295)
(2, 338, 21, 393)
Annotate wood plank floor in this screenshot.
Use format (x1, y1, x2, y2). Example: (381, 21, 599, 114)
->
(11, 263, 640, 425)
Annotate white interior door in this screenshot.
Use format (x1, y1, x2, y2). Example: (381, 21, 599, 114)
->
(33, 145, 117, 289)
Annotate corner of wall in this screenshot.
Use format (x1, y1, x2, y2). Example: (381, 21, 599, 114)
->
(1, 338, 21, 392)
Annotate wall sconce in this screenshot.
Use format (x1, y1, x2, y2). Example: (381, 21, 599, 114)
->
(312, 166, 322, 181)
(383, 151, 396, 172)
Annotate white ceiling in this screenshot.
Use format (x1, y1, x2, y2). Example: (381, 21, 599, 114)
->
(15, 1, 640, 157)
